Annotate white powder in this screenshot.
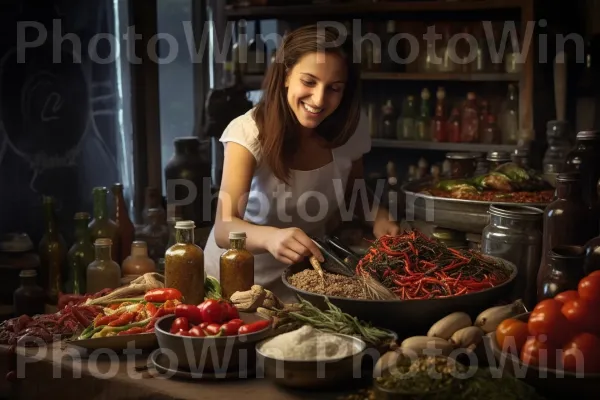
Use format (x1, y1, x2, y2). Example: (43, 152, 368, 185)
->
(259, 325, 357, 361)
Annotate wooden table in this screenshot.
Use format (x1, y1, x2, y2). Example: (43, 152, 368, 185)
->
(0, 342, 371, 400)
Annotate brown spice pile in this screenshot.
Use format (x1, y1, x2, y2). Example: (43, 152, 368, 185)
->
(287, 269, 368, 299)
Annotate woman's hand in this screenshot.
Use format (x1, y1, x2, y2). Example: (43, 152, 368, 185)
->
(373, 210, 401, 238)
(265, 227, 324, 265)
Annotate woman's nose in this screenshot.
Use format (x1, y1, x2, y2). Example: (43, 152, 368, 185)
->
(311, 86, 326, 107)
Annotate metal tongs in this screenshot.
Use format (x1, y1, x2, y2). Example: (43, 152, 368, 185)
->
(310, 235, 359, 277)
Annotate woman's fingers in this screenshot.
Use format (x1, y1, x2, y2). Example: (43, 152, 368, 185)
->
(279, 248, 304, 265)
(294, 234, 324, 262)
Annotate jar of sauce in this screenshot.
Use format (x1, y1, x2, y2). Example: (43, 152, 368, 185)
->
(13, 269, 46, 317)
(86, 238, 122, 294)
(220, 232, 254, 299)
(445, 152, 479, 178)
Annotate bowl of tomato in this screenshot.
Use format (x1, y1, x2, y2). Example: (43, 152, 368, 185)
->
(154, 299, 273, 374)
(489, 274, 600, 400)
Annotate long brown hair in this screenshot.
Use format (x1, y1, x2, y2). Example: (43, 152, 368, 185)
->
(253, 24, 362, 184)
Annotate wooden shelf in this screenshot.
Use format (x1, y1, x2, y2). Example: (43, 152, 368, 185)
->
(361, 72, 521, 82)
(371, 139, 518, 153)
(226, 0, 523, 20)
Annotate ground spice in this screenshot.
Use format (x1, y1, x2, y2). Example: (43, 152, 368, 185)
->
(287, 270, 367, 299)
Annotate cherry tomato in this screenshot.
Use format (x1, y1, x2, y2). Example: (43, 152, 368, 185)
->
(587, 270, 600, 279)
(578, 275, 600, 304)
(170, 317, 189, 334)
(238, 320, 270, 335)
(533, 299, 563, 313)
(554, 290, 579, 305)
(199, 322, 210, 330)
(204, 323, 221, 336)
(188, 326, 206, 337)
(220, 321, 241, 336)
(561, 333, 600, 373)
(175, 304, 203, 324)
(528, 301, 573, 346)
(223, 302, 240, 321)
(520, 336, 556, 369)
(561, 298, 600, 335)
(177, 330, 192, 336)
(496, 318, 529, 355)
(199, 299, 226, 324)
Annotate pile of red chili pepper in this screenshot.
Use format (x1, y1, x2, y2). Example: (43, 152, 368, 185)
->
(355, 231, 512, 300)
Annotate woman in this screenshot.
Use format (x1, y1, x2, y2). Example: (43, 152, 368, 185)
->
(203, 24, 400, 302)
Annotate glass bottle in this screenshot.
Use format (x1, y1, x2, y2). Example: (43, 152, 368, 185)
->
(415, 88, 432, 141)
(220, 232, 254, 300)
(460, 92, 479, 143)
(86, 238, 121, 294)
(481, 114, 502, 144)
(500, 84, 519, 144)
(142, 187, 166, 225)
(164, 220, 205, 305)
(122, 241, 156, 280)
(437, 23, 456, 72)
(542, 120, 572, 177)
(447, 108, 461, 143)
(38, 195, 67, 304)
(112, 183, 135, 265)
(88, 187, 119, 263)
(583, 235, 600, 275)
(13, 270, 46, 317)
(537, 245, 585, 301)
(137, 208, 169, 265)
(379, 99, 396, 139)
(536, 172, 598, 291)
(397, 96, 416, 140)
(65, 212, 95, 295)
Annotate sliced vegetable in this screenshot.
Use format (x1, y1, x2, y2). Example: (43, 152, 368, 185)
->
(144, 288, 183, 303)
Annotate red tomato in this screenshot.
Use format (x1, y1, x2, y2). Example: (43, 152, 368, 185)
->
(495, 318, 530, 356)
(199, 322, 210, 330)
(561, 298, 600, 335)
(177, 330, 192, 336)
(204, 323, 221, 336)
(188, 326, 206, 337)
(219, 322, 240, 336)
(199, 299, 226, 324)
(528, 301, 573, 346)
(223, 302, 240, 321)
(587, 270, 600, 279)
(520, 336, 556, 369)
(561, 333, 600, 373)
(578, 275, 600, 304)
(554, 290, 579, 305)
(175, 304, 203, 324)
(533, 299, 563, 313)
(170, 317, 189, 334)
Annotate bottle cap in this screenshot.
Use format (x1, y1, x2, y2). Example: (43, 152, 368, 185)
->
(229, 232, 246, 240)
(131, 241, 148, 256)
(95, 238, 112, 246)
(175, 220, 195, 229)
(19, 269, 37, 278)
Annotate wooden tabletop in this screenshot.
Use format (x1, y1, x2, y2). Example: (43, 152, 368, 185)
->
(0, 341, 372, 400)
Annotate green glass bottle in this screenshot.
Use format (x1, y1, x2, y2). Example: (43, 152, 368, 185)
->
(66, 212, 95, 294)
(38, 196, 67, 304)
(88, 187, 119, 263)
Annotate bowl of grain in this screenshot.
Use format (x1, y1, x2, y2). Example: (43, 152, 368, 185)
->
(255, 324, 367, 389)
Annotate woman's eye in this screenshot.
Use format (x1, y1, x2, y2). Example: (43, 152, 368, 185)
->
(330, 86, 342, 93)
(301, 80, 315, 87)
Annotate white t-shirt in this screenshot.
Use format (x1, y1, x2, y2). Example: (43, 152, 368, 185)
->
(202, 108, 372, 302)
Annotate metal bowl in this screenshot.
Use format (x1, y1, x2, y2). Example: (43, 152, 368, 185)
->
(488, 312, 600, 399)
(255, 331, 366, 389)
(282, 256, 518, 338)
(154, 313, 272, 373)
(401, 178, 549, 234)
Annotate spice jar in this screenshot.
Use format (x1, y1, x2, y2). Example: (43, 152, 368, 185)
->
(122, 241, 156, 280)
(445, 152, 479, 178)
(481, 205, 543, 309)
(86, 238, 122, 294)
(13, 270, 46, 317)
(537, 245, 585, 301)
(164, 221, 205, 305)
(536, 172, 597, 292)
(220, 232, 254, 299)
(511, 148, 530, 169)
(486, 151, 512, 171)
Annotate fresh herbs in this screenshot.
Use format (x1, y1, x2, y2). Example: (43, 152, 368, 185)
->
(356, 231, 513, 300)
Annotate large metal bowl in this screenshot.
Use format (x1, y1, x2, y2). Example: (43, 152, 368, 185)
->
(282, 256, 518, 338)
(402, 178, 549, 234)
(255, 332, 367, 389)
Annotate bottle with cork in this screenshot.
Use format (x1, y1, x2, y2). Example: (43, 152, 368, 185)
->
(164, 221, 205, 305)
(220, 232, 254, 299)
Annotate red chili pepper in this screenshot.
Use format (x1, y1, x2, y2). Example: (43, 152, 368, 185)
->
(204, 323, 221, 336)
(238, 320, 270, 335)
(117, 326, 145, 336)
(145, 302, 158, 317)
(109, 312, 136, 327)
(70, 307, 90, 327)
(94, 313, 121, 328)
(144, 288, 183, 303)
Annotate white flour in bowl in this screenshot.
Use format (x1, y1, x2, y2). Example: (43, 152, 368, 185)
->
(259, 325, 358, 361)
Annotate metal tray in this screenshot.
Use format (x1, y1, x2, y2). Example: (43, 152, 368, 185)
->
(401, 178, 549, 234)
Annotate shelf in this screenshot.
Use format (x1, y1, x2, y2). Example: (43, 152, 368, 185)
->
(226, 0, 524, 20)
(371, 139, 518, 153)
(361, 72, 521, 82)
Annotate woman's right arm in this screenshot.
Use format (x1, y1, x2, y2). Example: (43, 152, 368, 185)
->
(213, 142, 323, 264)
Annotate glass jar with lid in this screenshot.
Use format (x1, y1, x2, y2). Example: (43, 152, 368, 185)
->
(445, 152, 479, 178)
(13, 269, 46, 317)
(87, 238, 122, 294)
(486, 151, 512, 170)
(220, 232, 254, 299)
(511, 148, 530, 169)
(542, 120, 572, 185)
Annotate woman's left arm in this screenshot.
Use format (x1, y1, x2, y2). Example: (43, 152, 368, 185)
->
(346, 158, 400, 238)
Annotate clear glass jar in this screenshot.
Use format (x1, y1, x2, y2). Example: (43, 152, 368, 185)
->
(542, 120, 572, 182)
(220, 232, 254, 299)
(86, 238, 121, 294)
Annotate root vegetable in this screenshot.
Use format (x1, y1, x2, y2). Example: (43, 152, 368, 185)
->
(449, 326, 484, 348)
(474, 299, 526, 333)
(400, 336, 454, 356)
(427, 312, 472, 340)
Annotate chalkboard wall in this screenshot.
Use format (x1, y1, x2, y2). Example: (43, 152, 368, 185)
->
(0, 0, 131, 246)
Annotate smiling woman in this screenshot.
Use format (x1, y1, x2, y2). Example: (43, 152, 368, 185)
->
(203, 24, 400, 303)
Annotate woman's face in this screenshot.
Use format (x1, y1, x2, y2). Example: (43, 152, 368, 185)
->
(285, 51, 347, 130)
